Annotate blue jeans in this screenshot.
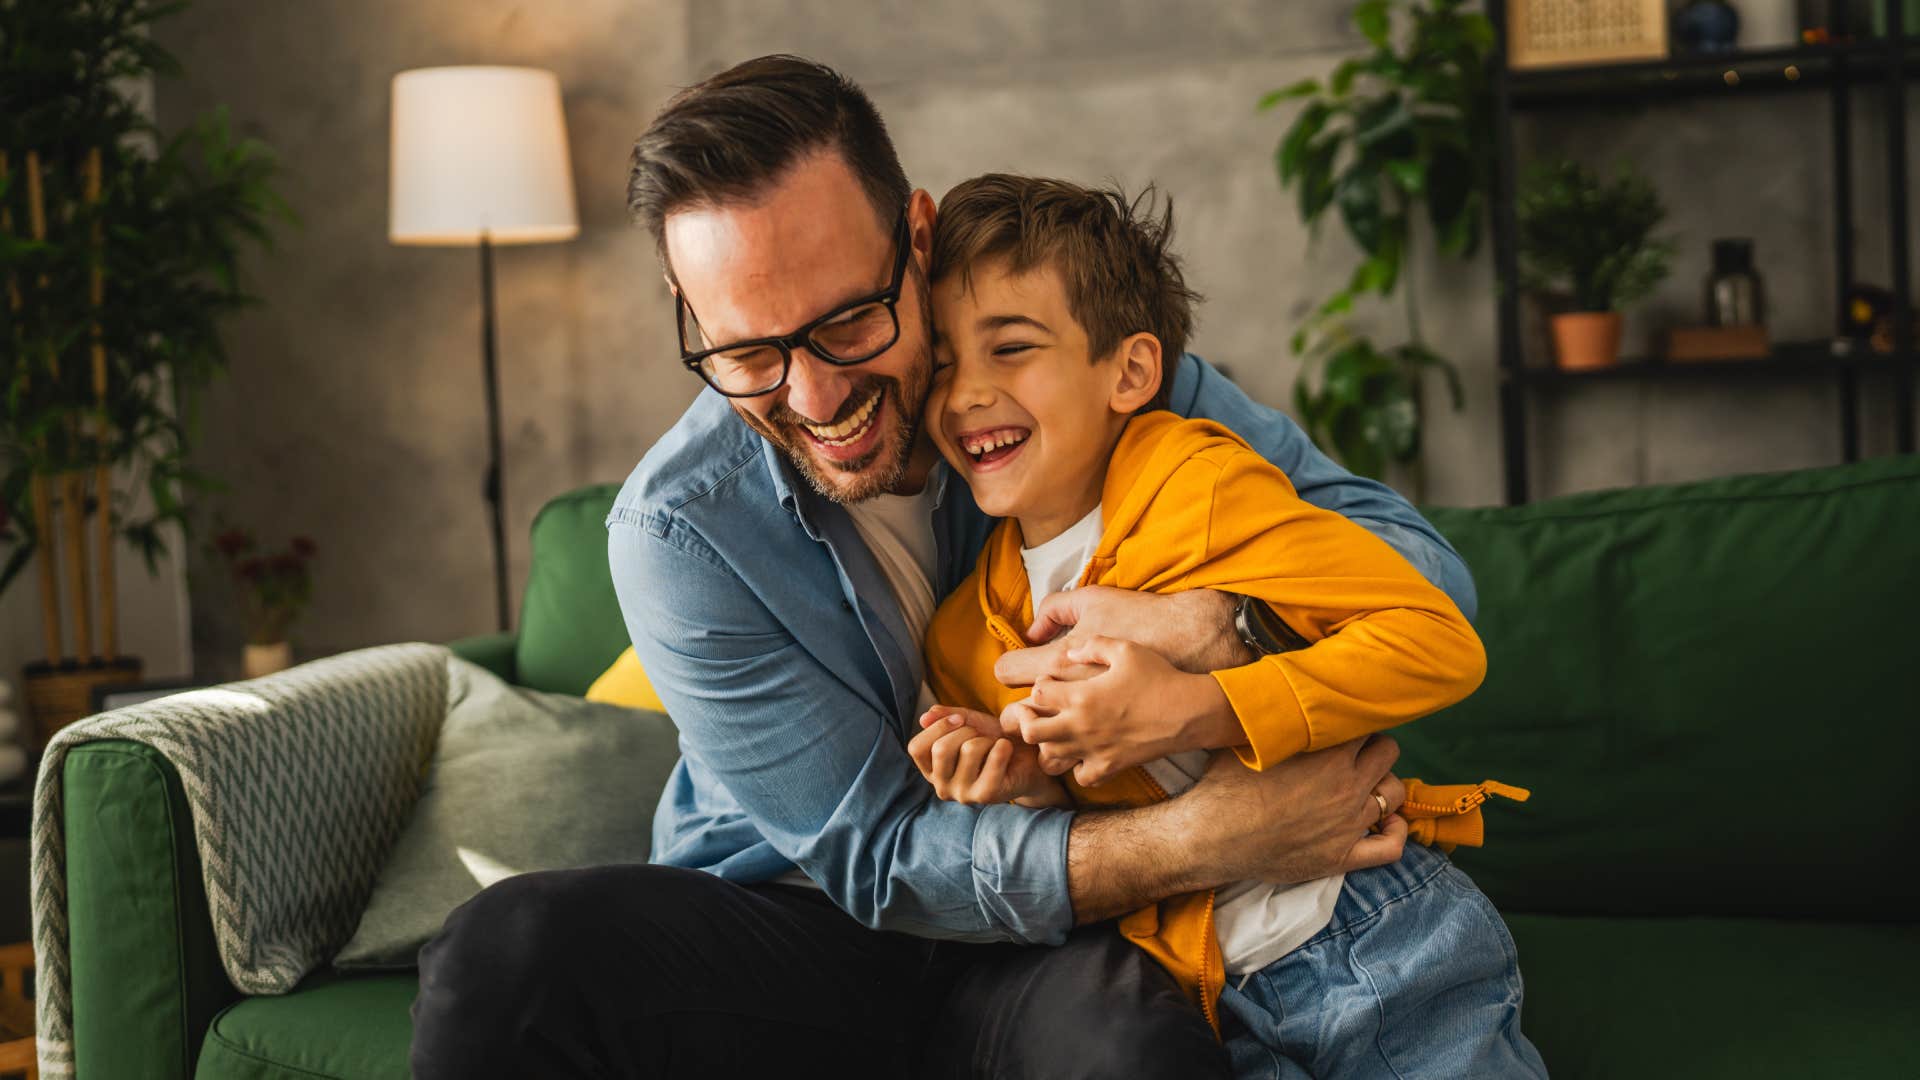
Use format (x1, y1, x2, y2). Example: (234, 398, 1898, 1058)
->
(1220, 844, 1547, 1079)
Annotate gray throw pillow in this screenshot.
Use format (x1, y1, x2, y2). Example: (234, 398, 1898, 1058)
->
(333, 656, 679, 969)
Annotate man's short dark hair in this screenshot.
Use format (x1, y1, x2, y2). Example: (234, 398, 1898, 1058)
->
(931, 175, 1200, 412)
(627, 55, 910, 274)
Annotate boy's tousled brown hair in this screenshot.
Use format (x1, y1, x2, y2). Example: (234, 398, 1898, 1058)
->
(931, 175, 1201, 410)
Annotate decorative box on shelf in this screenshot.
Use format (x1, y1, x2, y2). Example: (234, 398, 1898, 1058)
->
(1665, 324, 1771, 362)
(1506, 0, 1669, 70)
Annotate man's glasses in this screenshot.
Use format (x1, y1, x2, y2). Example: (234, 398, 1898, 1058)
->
(677, 212, 910, 398)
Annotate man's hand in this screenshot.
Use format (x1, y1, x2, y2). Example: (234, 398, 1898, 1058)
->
(996, 587, 1250, 688)
(1185, 736, 1408, 885)
(1000, 635, 1241, 786)
(906, 706, 1070, 808)
(1065, 734, 1409, 924)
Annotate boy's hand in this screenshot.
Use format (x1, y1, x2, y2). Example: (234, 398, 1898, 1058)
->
(1001, 635, 1238, 787)
(907, 705, 1069, 807)
(997, 586, 1249, 684)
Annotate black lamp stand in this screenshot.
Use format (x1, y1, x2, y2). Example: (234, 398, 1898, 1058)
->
(478, 232, 510, 632)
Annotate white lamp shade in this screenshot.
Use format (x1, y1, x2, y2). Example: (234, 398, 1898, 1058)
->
(390, 66, 579, 246)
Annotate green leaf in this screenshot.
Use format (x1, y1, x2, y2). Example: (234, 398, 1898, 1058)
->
(1386, 158, 1425, 194)
(1330, 58, 1363, 97)
(1276, 101, 1332, 185)
(1259, 79, 1322, 109)
(1373, 379, 1420, 460)
(1348, 249, 1400, 296)
(1335, 168, 1385, 254)
(1354, 0, 1393, 47)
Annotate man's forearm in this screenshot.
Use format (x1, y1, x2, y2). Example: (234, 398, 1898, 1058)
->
(1065, 798, 1222, 925)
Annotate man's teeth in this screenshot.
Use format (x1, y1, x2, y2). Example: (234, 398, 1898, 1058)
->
(802, 391, 881, 445)
(962, 429, 1030, 456)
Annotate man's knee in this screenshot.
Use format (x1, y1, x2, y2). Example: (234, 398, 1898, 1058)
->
(421, 864, 733, 985)
(422, 869, 580, 986)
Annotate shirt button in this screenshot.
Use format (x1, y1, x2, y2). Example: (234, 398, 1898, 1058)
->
(841, 600, 853, 612)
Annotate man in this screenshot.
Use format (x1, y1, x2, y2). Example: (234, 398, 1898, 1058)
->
(411, 55, 1477, 1079)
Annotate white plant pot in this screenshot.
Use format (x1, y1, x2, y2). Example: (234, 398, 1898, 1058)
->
(243, 641, 293, 679)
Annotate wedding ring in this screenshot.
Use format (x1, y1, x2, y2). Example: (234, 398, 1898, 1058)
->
(1372, 792, 1389, 825)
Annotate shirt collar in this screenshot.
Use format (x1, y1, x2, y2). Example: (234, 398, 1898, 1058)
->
(762, 437, 955, 541)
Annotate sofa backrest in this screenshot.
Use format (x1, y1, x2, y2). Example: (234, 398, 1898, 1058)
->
(515, 483, 628, 696)
(1407, 455, 1920, 921)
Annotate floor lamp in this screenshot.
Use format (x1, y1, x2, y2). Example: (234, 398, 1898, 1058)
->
(389, 66, 578, 631)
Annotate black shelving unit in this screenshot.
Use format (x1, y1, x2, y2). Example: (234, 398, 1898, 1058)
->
(1486, 2, 1916, 505)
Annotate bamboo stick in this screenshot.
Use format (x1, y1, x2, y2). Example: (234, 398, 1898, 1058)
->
(62, 472, 91, 660)
(87, 148, 116, 659)
(24, 150, 67, 663)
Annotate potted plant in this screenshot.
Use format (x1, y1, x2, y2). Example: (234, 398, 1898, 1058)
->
(1263, 0, 1491, 487)
(1516, 159, 1673, 370)
(211, 530, 316, 678)
(1, 0, 287, 738)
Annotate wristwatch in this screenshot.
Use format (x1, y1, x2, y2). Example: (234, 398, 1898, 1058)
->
(1233, 594, 1307, 657)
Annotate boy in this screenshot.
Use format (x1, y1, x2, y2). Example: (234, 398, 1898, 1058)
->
(907, 175, 1542, 1077)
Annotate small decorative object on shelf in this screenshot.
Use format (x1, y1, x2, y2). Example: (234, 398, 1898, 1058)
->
(1665, 324, 1771, 361)
(211, 529, 316, 679)
(1739, 0, 1802, 46)
(1506, 0, 1669, 69)
(1676, 0, 1742, 53)
(1518, 159, 1675, 370)
(1707, 238, 1767, 327)
(1843, 284, 1917, 355)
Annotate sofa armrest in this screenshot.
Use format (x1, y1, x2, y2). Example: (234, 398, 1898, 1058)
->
(44, 643, 447, 1079)
(448, 630, 517, 683)
(63, 743, 236, 1078)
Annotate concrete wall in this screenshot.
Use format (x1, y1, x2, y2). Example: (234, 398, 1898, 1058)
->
(146, 1, 1918, 670)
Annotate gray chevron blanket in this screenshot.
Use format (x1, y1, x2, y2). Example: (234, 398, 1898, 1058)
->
(30, 643, 449, 1078)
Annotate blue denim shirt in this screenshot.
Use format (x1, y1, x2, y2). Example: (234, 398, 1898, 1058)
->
(606, 354, 1475, 947)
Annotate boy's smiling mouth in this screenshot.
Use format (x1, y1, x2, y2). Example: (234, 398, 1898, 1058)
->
(955, 425, 1031, 471)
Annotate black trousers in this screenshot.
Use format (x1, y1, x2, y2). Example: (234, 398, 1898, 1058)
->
(410, 864, 1229, 1079)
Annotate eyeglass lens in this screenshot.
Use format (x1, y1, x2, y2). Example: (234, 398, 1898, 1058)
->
(684, 299, 898, 396)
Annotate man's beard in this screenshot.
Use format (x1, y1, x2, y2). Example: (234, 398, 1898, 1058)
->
(738, 338, 932, 505)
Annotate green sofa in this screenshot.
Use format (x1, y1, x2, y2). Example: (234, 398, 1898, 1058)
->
(53, 459, 1919, 1077)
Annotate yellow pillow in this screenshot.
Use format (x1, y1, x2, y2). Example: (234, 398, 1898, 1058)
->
(585, 646, 667, 714)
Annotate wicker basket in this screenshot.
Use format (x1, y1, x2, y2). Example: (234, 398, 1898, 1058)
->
(1507, 0, 1668, 70)
(22, 657, 142, 749)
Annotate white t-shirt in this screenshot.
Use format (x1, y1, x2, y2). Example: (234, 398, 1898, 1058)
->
(778, 488, 941, 891)
(845, 487, 940, 716)
(1017, 506, 1343, 976)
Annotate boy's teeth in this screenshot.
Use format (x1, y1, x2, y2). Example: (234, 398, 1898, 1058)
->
(962, 428, 1029, 455)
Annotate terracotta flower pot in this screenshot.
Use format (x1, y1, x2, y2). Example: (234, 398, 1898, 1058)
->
(1550, 311, 1623, 371)
(243, 641, 293, 679)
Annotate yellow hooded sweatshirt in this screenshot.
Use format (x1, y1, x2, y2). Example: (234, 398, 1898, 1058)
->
(924, 411, 1509, 1032)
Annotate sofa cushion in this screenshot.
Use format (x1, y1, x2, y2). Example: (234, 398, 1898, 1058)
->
(195, 971, 413, 1080)
(515, 482, 628, 695)
(586, 645, 667, 713)
(1506, 913, 1920, 1079)
(1403, 456, 1920, 920)
(333, 658, 677, 969)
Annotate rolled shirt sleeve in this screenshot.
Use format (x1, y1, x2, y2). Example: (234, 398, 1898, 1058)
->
(611, 515, 1075, 945)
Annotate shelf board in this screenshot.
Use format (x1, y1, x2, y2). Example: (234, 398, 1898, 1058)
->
(1508, 37, 1919, 109)
(1511, 340, 1915, 385)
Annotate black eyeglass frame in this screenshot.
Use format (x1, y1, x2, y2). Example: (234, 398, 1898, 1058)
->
(676, 211, 912, 398)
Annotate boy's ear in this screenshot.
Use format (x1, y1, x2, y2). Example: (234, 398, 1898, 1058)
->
(1108, 332, 1163, 415)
